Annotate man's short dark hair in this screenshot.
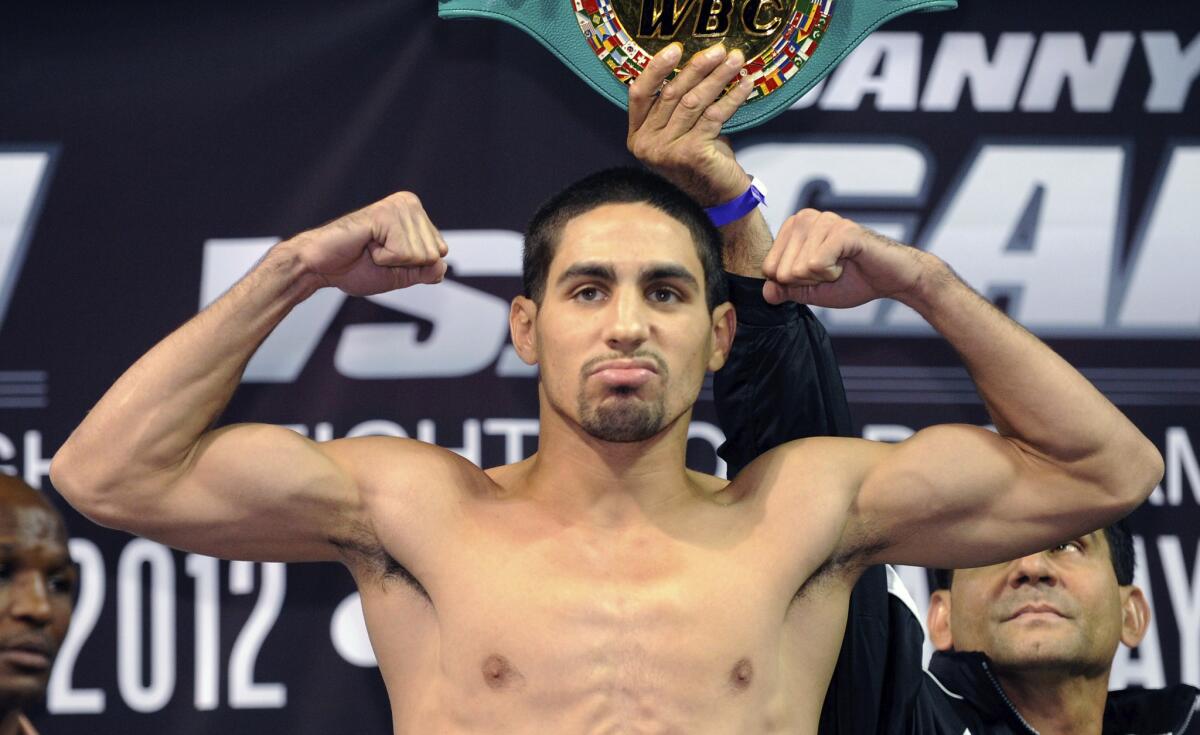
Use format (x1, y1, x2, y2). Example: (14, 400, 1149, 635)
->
(931, 517, 1137, 590)
(523, 167, 728, 310)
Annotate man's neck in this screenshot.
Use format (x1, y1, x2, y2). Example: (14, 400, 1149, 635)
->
(996, 666, 1109, 735)
(524, 399, 703, 526)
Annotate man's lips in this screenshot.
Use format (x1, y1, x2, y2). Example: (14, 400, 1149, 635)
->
(0, 639, 53, 670)
(1005, 603, 1067, 621)
(588, 359, 659, 388)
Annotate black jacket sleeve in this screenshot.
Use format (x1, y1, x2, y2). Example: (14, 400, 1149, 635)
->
(713, 273, 928, 735)
(714, 273, 852, 476)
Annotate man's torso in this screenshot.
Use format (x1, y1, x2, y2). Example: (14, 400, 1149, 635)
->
(340, 443, 862, 734)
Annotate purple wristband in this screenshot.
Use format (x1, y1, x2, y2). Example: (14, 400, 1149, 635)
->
(705, 179, 767, 227)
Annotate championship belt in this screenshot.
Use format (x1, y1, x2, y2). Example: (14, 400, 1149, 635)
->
(438, 0, 956, 131)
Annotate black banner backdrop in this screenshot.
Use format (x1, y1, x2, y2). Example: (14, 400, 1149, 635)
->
(2, 2, 1198, 732)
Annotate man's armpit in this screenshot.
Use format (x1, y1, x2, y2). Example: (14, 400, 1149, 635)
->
(329, 521, 431, 603)
(793, 530, 887, 602)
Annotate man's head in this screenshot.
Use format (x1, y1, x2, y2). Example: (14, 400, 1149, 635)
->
(927, 519, 1148, 679)
(0, 475, 74, 710)
(522, 167, 728, 311)
(511, 167, 734, 443)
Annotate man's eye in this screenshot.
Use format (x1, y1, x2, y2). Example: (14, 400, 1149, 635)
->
(48, 575, 75, 594)
(1052, 542, 1083, 553)
(649, 287, 680, 304)
(574, 286, 604, 302)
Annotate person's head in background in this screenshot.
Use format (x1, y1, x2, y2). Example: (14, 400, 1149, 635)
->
(927, 518, 1148, 682)
(0, 475, 75, 735)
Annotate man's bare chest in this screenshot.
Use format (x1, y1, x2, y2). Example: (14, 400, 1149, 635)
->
(397, 510, 824, 680)
(357, 499, 852, 731)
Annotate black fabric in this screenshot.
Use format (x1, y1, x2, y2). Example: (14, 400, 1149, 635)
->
(924, 651, 1031, 733)
(1104, 684, 1200, 735)
(715, 273, 852, 473)
(712, 274, 1200, 735)
(924, 651, 1200, 735)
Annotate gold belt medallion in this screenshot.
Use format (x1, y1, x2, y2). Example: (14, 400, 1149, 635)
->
(573, 0, 833, 100)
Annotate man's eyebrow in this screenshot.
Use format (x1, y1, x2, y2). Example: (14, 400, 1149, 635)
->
(641, 264, 700, 290)
(555, 263, 617, 287)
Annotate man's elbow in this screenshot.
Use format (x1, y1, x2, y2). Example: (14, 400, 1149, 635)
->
(1106, 431, 1164, 513)
(50, 443, 140, 530)
(50, 441, 89, 506)
(1132, 434, 1165, 502)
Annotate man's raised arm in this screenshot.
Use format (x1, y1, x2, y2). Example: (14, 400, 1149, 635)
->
(625, 43, 767, 275)
(761, 213, 1164, 570)
(626, 43, 853, 476)
(51, 193, 450, 562)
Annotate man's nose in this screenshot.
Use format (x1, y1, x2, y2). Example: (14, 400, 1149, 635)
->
(1007, 552, 1058, 588)
(9, 572, 53, 624)
(604, 288, 649, 351)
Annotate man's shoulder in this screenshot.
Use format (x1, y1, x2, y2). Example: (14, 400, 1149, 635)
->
(326, 434, 494, 495)
(329, 434, 478, 464)
(728, 435, 878, 500)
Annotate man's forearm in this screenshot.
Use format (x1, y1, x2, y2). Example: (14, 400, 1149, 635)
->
(53, 244, 319, 492)
(901, 255, 1161, 491)
(720, 210, 774, 277)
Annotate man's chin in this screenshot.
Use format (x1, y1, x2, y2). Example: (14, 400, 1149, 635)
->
(0, 670, 49, 703)
(987, 633, 1097, 675)
(580, 403, 665, 443)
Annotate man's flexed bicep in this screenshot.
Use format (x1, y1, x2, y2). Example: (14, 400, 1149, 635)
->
(846, 424, 1144, 572)
(758, 208, 1161, 574)
(51, 190, 450, 560)
(58, 415, 458, 564)
(101, 423, 365, 562)
(754, 426, 1151, 577)
(129, 429, 455, 564)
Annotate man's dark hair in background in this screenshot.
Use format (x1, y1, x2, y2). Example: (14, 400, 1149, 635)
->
(523, 166, 728, 310)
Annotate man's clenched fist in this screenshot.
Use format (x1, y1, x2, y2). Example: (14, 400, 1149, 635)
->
(761, 209, 933, 309)
(288, 192, 448, 297)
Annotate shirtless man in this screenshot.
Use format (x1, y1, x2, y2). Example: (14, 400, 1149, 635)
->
(50, 50, 1162, 735)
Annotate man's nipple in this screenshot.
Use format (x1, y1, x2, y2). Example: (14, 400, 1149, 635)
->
(730, 657, 753, 691)
(481, 654, 526, 691)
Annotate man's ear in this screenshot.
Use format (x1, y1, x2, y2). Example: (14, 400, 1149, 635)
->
(1119, 585, 1152, 649)
(927, 589, 955, 651)
(510, 296, 539, 365)
(707, 302, 736, 372)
